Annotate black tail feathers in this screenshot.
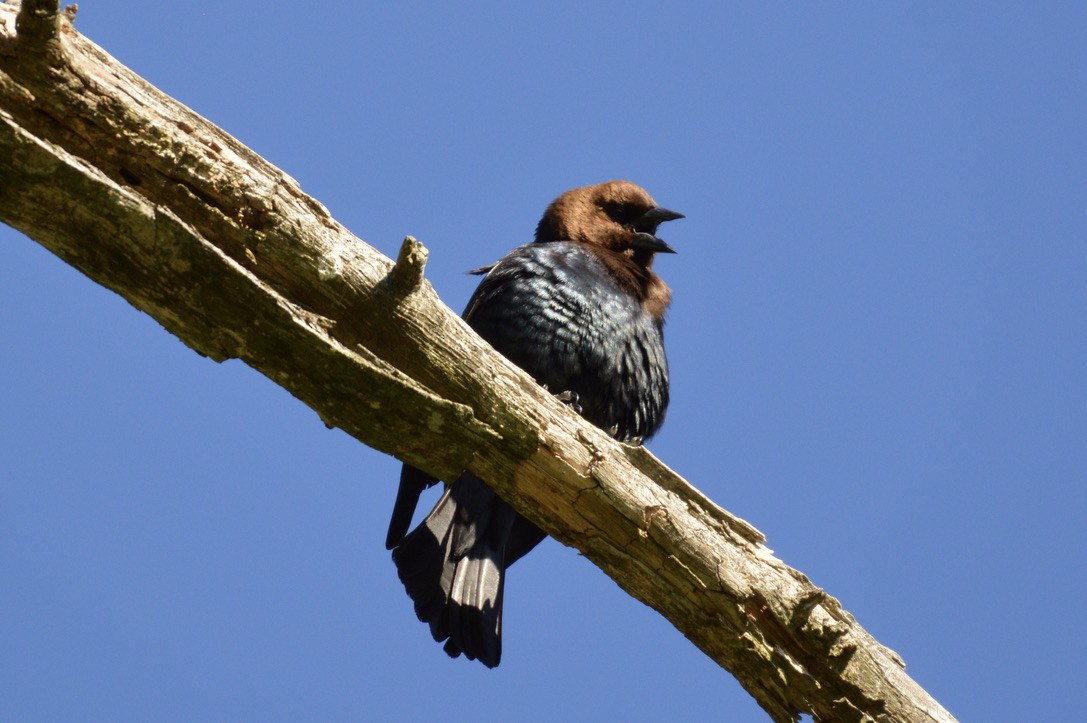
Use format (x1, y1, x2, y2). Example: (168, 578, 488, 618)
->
(385, 465, 441, 550)
(390, 473, 519, 668)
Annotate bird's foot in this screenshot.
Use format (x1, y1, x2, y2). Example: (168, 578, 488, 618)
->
(552, 390, 583, 415)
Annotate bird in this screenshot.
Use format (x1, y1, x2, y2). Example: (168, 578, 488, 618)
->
(385, 180, 681, 667)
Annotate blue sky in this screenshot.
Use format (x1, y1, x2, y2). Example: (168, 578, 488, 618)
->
(2, 2, 1084, 720)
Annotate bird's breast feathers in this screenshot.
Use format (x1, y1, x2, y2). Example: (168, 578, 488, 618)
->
(464, 241, 669, 442)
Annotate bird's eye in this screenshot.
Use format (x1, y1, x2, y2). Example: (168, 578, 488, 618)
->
(601, 202, 640, 225)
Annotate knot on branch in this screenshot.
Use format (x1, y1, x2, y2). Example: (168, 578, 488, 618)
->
(14, 0, 66, 50)
(387, 235, 428, 293)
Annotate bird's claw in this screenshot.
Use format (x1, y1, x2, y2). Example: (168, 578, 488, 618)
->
(553, 390, 583, 415)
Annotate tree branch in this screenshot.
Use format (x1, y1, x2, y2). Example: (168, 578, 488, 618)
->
(0, 3, 954, 721)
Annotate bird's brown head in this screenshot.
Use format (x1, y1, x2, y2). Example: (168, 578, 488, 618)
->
(534, 180, 683, 265)
(534, 181, 682, 316)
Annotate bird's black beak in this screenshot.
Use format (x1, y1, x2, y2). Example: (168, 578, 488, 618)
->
(631, 232, 678, 254)
(640, 207, 685, 226)
(631, 206, 683, 254)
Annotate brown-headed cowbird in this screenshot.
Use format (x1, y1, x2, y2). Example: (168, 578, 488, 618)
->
(386, 180, 681, 667)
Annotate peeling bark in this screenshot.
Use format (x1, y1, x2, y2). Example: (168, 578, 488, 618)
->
(0, 3, 955, 721)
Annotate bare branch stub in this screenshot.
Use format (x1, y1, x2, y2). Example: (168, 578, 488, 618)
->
(15, 0, 61, 47)
(387, 235, 429, 292)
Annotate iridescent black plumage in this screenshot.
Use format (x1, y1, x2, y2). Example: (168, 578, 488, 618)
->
(387, 181, 681, 667)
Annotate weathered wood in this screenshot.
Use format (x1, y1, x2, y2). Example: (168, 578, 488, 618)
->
(0, 2, 955, 720)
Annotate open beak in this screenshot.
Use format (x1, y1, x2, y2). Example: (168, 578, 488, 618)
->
(631, 206, 683, 253)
